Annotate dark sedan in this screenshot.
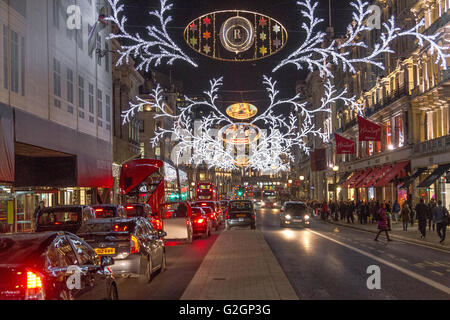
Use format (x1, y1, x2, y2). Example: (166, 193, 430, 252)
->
(225, 200, 256, 230)
(191, 207, 212, 238)
(77, 217, 166, 283)
(34, 205, 96, 234)
(0, 231, 117, 300)
(280, 202, 312, 228)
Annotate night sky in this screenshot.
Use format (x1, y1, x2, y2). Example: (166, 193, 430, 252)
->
(123, 0, 353, 110)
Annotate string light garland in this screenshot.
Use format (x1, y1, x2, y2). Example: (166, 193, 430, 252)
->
(273, 0, 449, 76)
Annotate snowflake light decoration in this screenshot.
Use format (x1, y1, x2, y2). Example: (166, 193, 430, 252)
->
(106, 0, 197, 70)
(122, 76, 358, 172)
(273, 0, 449, 76)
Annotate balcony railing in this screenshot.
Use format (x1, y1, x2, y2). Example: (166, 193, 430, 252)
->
(412, 134, 450, 156)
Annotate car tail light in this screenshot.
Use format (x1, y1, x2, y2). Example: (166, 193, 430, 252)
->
(126, 206, 134, 210)
(95, 208, 103, 212)
(210, 213, 215, 219)
(130, 235, 139, 254)
(151, 218, 163, 231)
(196, 218, 205, 224)
(114, 224, 128, 232)
(25, 271, 45, 300)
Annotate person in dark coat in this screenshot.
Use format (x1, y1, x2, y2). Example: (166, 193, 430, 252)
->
(346, 201, 355, 223)
(427, 200, 436, 231)
(339, 201, 346, 221)
(415, 198, 429, 239)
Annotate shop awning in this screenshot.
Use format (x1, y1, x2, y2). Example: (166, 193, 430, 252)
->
(375, 161, 409, 187)
(337, 172, 352, 185)
(342, 171, 363, 188)
(366, 165, 392, 187)
(417, 164, 450, 188)
(350, 168, 372, 188)
(400, 167, 427, 189)
(355, 167, 380, 188)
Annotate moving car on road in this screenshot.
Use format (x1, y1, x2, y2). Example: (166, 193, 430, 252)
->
(124, 203, 163, 231)
(0, 231, 117, 300)
(77, 217, 166, 283)
(280, 201, 311, 228)
(34, 205, 96, 234)
(225, 200, 256, 230)
(191, 207, 212, 238)
(161, 202, 194, 242)
(191, 201, 222, 231)
(92, 205, 127, 219)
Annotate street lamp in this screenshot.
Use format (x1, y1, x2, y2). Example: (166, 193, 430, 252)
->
(332, 165, 339, 205)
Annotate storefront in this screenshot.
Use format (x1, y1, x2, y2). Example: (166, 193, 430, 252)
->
(416, 163, 450, 209)
(0, 185, 14, 233)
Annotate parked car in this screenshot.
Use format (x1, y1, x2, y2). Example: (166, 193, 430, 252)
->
(92, 204, 127, 219)
(280, 201, 311, 228)
(34, 205, 96, 234)
(123, 203, 163, 231)
(190, 201, 222, 230)
(161, 202, 193, 243)
(0, 231, 117, 300)
(77, 217, 166, 283)
(191, 207, 212, 238)
(225, 200, 256, 230)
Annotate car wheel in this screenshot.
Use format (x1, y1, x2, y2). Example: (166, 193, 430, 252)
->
(139, 256, 152, 283)
(187, 228, 193, 244)
(160, 251, 166, 272)
(109, 284, 119, 300)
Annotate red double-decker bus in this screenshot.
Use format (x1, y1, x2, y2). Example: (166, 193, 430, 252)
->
(195, 182, 218, 201)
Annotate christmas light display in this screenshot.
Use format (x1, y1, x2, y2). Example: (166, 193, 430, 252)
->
(273, 0, 449, 75)
(106, 0, 198, 70)
(121, 76, 358, 172)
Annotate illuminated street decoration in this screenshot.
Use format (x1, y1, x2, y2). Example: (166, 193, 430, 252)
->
(273, 0, 449, 76)
(184, 10, 288, 61)
(105, 0, 198, 70)
(122, 76, 358, 173)
(226, 103, 258, 120)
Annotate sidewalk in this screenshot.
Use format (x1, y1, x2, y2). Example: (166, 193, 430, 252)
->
(180, 230, 299, 300)
(326, 218, 450, 251)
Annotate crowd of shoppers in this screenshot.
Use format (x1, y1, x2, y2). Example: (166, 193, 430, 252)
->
(307, 197, 448, 243)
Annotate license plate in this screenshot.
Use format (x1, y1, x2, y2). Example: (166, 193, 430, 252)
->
(239, 218, 245, 222)
(293, 219, 302, 223)
(236, 214, 246, 217)
(94, 248, 115, 255)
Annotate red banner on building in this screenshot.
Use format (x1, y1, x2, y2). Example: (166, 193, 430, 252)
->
(358, 115, 381, 141)
(335, 133, 355, 154)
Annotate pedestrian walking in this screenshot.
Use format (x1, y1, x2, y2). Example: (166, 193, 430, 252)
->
(392, 200, 400, 223)
(409, 203, 415, 227)
(339, 201, 346, 221)
(346, 201, 355, 223)
(362, 202, 369, 224)
(401, 202, 410, 231)
(432, 200, 448, 244)
(415, 198, 429, 239)
(374, 203, 392, 242)
(427, 200, 436, 231)
(32, 201, 45, 230)
(385, 201, 392, 230)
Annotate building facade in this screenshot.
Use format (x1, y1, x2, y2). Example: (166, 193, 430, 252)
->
(0, 0, 113, 233)
(299, 0, 450, 209)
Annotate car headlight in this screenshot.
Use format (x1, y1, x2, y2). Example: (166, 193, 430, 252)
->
(304, 215, 310, 220)
(285, 214, 291, 220)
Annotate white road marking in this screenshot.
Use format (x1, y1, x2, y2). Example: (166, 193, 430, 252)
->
(431, 271, 444, 276)
(308, 230, 450, 295)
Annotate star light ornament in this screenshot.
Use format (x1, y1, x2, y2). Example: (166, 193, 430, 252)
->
(105, 0, 198, 71)
(121, 77, 359, 173)
(273, 0, 449, 76)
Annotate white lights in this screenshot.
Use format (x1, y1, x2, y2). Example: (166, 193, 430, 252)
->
(106, 0, 198, 70)
(273, 0, 449, 76)
(388, 144, 394, 150)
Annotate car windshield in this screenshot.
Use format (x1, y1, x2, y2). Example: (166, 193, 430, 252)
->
(162, 203, 188, 219)
(229, 201, 253, 210)
(192, 202, 214, 209)
(285, 203, 307, 212)
(93, 207, 117, 218)
(192, 207, 211, 215)
(78, 220, 133, 234)
(38, 209, 79, 226)
(124, 205, 144, 217)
